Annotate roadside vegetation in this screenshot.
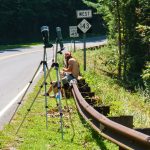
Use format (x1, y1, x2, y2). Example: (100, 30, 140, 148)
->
(85, 0, 149, 89)
(73, 47, 150, 128)
(0, 0, 149, 149)
(0, 64, 118, 150)
(0, 44, 149, 149)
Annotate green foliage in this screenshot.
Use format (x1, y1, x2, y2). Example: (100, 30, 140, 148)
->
(84, 0, 117, 40)
(73, 49, 150, 128)
(136, 24, 150, 44)
(0, 0, 105, 44)
(84, 0, 149, 88)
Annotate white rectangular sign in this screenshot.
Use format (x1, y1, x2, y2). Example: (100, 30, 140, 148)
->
(76, 10, 92, 19)
(69, 26, 79, 37)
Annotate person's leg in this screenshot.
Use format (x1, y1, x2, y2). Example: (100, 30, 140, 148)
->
(47, 85, 53, 95)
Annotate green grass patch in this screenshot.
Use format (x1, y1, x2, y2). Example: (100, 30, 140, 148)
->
(0, 72, 118, 149)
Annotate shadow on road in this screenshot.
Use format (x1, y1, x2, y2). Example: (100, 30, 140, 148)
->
(0, 45, 31, 53)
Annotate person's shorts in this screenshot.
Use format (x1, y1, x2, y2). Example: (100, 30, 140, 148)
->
(62, 73, 75, 84)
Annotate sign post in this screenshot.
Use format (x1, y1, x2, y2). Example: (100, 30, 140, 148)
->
(76, 10, 92, 71)
(83, 33, 86, 71)
(69, 26, 79, 52)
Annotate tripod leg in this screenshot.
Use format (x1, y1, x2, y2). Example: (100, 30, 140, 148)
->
(9, 61, 43, 124)
(45, 70, 64, 136)
(16, 65, 53, 133)
(58, 68, 75, 141)
(16, 85, 43, 134)
(43, 61, 48, 129)
(55, 66, 64, 139)
(64, 97, 75, 141)
(55, 92, 64, 140)
(41, 61, 54, 129)
(45, 62, 60, 108)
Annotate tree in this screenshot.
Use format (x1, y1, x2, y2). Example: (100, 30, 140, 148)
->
(84, 0, 150, 87)
(0, 0, 104, 44)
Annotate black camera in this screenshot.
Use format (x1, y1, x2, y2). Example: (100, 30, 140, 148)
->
(41, 26, 53, 48)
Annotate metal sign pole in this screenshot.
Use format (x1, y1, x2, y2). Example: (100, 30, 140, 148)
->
(69, 26, 78, 52)
(76, 9, 92, 71)
(83, 33, 86, 71)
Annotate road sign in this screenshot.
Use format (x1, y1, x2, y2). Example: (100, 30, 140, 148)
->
(69, 26, 79, 37)
(76, 10, 92, 19)
(77, 19, 92, 33)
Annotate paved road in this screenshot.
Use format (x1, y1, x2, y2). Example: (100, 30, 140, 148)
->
(0, 36, 106, 129)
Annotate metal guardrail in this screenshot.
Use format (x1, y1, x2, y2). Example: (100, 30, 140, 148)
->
(71, 82, 150, 150)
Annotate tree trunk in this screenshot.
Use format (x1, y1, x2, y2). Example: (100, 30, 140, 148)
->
(116, 0, 122, 79)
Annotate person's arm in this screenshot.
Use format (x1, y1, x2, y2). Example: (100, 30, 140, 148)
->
(62, 59, 73, 73)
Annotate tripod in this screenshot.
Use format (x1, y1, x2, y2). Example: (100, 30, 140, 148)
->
(15, 45, 54, 133)
(50, 38, 64, 139)
(15, 40, 64, 140)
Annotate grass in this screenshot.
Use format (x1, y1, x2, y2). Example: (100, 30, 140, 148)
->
(0, 69, 118, 150)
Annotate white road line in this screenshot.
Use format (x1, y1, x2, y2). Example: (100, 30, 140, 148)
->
(0, 59, 52, 118)
(0, 83, 29, 117)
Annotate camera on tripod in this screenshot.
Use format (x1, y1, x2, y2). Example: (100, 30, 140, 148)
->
(41, 26, 53, 48)
(56, 27, 65, 54)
